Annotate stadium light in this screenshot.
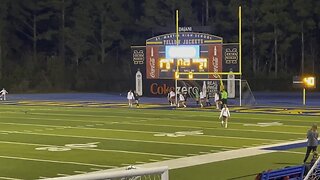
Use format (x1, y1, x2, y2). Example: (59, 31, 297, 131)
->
(303, 76, 315, 88)
(301, 76, 316, 105)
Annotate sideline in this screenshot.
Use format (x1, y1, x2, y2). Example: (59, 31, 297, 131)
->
(135, 139, 306, 170)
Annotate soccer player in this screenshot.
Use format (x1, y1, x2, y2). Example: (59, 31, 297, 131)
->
(199, 91, 205, 108)
(195, 91, 200, 105)
(214, 92, 220, 109)
(178, 93, 186, 108)
(167, 92, 171, 105)
(303, 124, 318, 163)
(0, 88, 8, 101)
(169, 90, 176, 106)
(221, 89, 228, 105)
(133, 91, 140, 107)
(206, 93, 211, 106)
(219, 104, 230, 128)
(127, 90, 134, 107)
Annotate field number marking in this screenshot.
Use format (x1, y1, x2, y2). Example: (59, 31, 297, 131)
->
(35, 142, 100, 152)
(243, 122, 283, 127)
(154, 130, 203, 137)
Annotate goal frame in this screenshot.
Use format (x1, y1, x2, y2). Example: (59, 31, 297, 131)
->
(174, 73, 243, 106)
(48, 166, 169, 180)
(304, 156, 320, 180)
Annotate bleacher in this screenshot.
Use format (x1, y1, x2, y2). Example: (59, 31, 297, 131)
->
(260, 165, 305, 180)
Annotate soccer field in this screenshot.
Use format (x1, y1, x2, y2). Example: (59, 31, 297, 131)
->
(0, 102, 317, 180)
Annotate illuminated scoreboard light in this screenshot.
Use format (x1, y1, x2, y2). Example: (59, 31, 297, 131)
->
(192, 58, 207, 71)
(164, 45, 207, 71)
(157, 45, 210, 78)
(166, 45, 200, 59)
(159, 59, 174, 70)
(177, 58, 191, 67)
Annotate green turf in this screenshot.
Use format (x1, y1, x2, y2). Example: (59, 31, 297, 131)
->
(0, 104, 315, 179)
(171, 150, 305, 180)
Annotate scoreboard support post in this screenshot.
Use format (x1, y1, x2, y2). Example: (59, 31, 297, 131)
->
(239, 78, 242, 106)
(303, 88, 306, 105)
(175, 10, 179, 105)
(239, 6, 242, 107)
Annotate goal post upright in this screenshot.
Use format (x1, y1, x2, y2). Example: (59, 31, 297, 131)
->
(175, 9, 179, 106)
(239, 6, 242, 106)
(173, 6, 243, 107)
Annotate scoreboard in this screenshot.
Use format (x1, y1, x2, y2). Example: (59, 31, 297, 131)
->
(131, 31, 240, 97)
(146, 32, 226, 79)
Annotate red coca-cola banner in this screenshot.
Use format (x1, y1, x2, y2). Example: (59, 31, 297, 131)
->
(208, 44, 222, 79)
(146, 46, 160, 79)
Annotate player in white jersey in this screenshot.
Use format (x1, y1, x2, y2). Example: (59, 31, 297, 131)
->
(0, 88, 8, 101)
(169, 90, 176, 106)
(219, 104, 230, 128)
(127, 90, 134, 107)
(199, 91, 205, 108)
(214, 92, 220, 109)
(178, 93, 186, 108)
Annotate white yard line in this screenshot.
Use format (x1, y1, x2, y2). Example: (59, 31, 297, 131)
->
(0, 105, 318, 120)
(74, 171, 87, 174)
(0, 155, 115, 168)
(2, 115, 307, 136)
(3, 105, 314, 120)
(1, 110, 316, 126)
(120, 163, 131, 166)
(0, 140, 183, 158)
(149, 159, 159, 162)
(0, 130, 239, 149)
(0, 177, 23, 180)
(0, 119, 293, 141)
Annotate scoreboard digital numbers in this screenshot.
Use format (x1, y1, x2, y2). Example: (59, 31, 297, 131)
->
(159, 45, 208, 76)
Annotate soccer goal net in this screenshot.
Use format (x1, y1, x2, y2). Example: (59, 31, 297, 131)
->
(175, 78, 256, 106)
(304, 156, 320, 180)
(48, 166, 169, 180)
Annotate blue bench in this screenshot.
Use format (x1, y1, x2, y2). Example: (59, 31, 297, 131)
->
(261, 165, 305, 180)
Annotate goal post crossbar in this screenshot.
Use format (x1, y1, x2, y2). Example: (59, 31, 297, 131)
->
(177, 72, 242, 75)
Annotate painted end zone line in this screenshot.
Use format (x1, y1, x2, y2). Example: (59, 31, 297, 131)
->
(0, 155, 116, 169)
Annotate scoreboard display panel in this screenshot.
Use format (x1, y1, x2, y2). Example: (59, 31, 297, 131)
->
(158, 45, 209, 78)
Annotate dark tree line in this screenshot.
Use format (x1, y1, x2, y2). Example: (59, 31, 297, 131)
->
(0, 0, 319, 92)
